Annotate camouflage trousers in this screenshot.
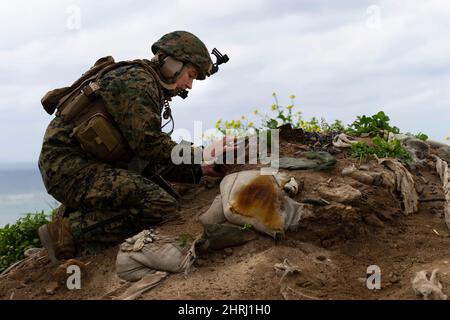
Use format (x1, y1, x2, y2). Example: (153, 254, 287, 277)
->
(49, 163, 178, 250)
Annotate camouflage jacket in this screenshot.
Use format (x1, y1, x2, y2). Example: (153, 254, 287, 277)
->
(39, 62, 202, 192)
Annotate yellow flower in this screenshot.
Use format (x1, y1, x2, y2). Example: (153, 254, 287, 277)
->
(248, 122, 254, 128)
(289, 94, 296, 100)
(234, 120, 241, 128)
(272, 92, 277, 97)
(241, 116, 246, 120)
(271, 104, 277, 111)
(445, 136, 449, 141)
(253, 109, 259, 115)
(287, 105, 294, 110)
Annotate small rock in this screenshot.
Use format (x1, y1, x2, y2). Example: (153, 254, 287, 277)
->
(44, 281, 59, 295)
(364, 214, 385, 228)
(342, 166, 356, 176)
(359, 165, 370, 171)
(224, 248, 233, 255)
(53, 259, 87, 282)
(377, 211, 394, 221)
(316, 255, 327, 262)
(389, 278, 400, 284)
(318, 184, 362, 204)
(436, 146, 450, 163)
(24, 247, 42, 258)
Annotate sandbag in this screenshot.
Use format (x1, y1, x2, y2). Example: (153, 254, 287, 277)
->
(411, 269, 447, 300)
(379, 158, 418, 215)
(116, 230, 197, 282)
(388, 133, 429, 164)
(271, 152, 336, 170)
(435, 156, 450, 230)
(333, 133, 358, 148)
(200, 170, 305, 238)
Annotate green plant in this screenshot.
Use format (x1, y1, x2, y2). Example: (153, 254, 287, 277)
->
(415, 132, 428, 141)
(240, 223, 253, 230)
(350, 137, 412, 164)
(177, 234, 191, 247)
(256, 93, 301, 129)
(346, 111, 399, 137)
(350, 142, 374, 161)
(0, 211, 50, 272)
(320, 118, 345, 133)
(216, 93, 345, 136)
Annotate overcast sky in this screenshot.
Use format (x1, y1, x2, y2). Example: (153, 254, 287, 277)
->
(0, 0, 449, 164)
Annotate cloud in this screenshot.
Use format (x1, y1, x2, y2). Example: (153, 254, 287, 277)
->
(0, 0, 449, 162)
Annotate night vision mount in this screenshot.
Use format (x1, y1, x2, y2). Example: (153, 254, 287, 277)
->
(177, 48, 229, 99)
(209, 48, 230, 76)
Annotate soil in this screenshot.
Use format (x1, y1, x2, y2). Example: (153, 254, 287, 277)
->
(1, 135, 449, 300)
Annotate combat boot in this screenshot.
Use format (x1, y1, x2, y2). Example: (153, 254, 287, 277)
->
(38, 216, 76, 263)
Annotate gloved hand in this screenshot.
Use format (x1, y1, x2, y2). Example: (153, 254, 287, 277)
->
(202, 136, 238, 164)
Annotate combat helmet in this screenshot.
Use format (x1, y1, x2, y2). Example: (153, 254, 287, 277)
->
(151, 31, 213, 80)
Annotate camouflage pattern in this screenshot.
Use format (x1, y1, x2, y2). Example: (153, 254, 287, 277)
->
(53, 163, 179, 250)
(151, 31, 213, 80)
(39, 62, 202, 247)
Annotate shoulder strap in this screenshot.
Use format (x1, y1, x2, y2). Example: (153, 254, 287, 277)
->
(41, 56, 116, 115)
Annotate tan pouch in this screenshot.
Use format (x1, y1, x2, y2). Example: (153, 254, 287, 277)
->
(73, 113, 129, 162)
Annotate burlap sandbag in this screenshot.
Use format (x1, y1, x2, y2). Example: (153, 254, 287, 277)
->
(116, 230, 197, 282)
(200, 170, 305, 238)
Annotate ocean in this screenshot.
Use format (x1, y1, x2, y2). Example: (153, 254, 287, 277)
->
(0, 163, 59, 227)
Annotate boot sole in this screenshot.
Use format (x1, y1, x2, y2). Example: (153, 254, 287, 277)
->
(38, 225, 59, 263)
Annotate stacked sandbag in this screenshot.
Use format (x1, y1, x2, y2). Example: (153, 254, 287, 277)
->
(435, 156, 450, 230)
(379, 158, 419, 215)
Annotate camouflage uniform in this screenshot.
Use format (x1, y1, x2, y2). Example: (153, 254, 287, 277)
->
(39, 33, 210, 250)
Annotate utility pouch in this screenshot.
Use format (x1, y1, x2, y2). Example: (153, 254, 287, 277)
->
(72, 104, 131, 163)
(59, 82, 101, 122)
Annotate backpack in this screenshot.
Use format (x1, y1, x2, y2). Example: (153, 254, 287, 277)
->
(40, 56, 160, 163)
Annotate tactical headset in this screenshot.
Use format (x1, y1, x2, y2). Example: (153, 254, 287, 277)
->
(159, 48, 229, 99)
(159, 48, 229, 133)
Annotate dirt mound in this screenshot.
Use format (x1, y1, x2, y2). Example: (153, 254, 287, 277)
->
(1, 135, 450, 300)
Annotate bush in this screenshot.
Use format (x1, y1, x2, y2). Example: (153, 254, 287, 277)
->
(0, 211, 50, 273)
(346, 111, 400, 137)
(351, 137, 412, 164)
(213, 92, 424, 164)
